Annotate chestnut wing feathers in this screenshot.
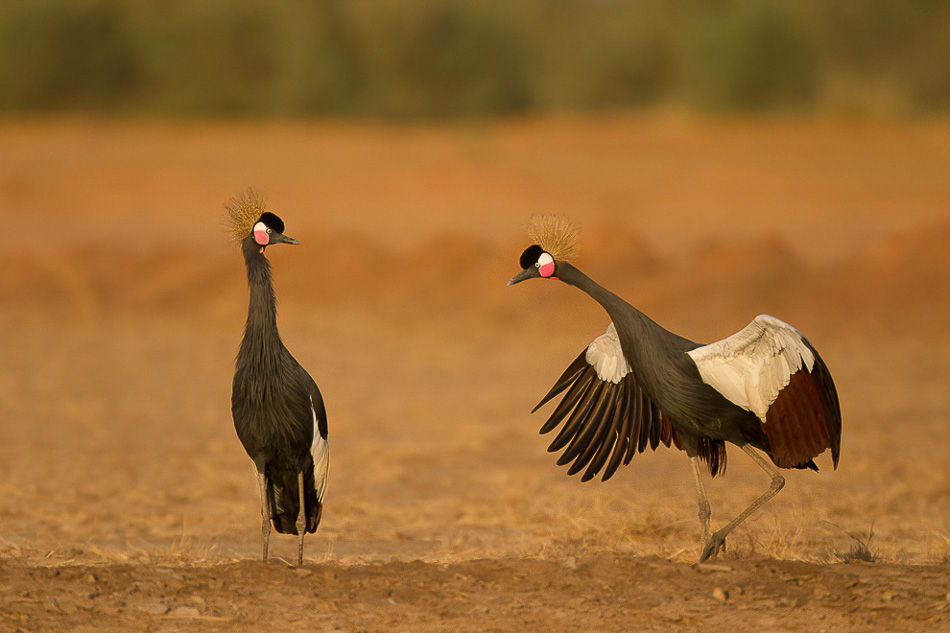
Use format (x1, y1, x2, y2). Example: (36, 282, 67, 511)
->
(762, 349, 841, 468)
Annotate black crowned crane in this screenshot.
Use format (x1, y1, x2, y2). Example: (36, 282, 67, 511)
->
(508, 216, 841, 562)
(226, 189, 329, 565)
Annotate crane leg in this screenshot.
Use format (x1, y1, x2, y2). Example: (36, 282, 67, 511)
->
(257, 470, 271, 562)
(699, 444, 785, 563)
(690, 456, 712, 545)
(295, 470, 306, 566)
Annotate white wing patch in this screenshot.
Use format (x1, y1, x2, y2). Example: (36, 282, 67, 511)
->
(687, 314, 815, 422)
(586, 322, 632, 384)
(310, 396, 329, 504)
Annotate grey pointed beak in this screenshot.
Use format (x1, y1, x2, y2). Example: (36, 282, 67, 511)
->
(507, 268, 533, 286)
(276, 233, 299, 245)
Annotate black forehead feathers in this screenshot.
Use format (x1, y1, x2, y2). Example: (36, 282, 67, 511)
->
(520, 244, 544, 269)
(258, 211, 285, 234)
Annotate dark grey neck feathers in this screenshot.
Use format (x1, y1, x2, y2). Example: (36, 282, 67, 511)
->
(556, 263, 694, 347)
(239, 238, 285, 387)
(556, 262, 699, 389)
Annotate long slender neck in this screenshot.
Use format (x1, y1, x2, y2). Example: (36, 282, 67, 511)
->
(555, 262, 694, 354)
(555, 263, 642, 325)
(240, 238, 281, 359)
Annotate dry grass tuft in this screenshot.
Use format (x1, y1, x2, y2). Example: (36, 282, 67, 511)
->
(832, 522, 879, 563)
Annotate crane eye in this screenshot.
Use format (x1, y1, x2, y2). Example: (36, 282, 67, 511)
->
(267, 228, 272, 233)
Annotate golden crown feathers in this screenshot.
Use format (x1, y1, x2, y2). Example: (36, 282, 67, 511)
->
(224, 188, 267, 242)
(527, 214, 579, 263)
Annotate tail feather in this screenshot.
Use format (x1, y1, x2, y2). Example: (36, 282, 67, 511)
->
(267, 460, 323, 535)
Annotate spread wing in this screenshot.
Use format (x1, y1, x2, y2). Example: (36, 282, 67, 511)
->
(533, 323, 684, 483)
(687, 314, 841, 469)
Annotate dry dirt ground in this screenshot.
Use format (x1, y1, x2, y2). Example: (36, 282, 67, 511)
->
(1, 116, 949, 632)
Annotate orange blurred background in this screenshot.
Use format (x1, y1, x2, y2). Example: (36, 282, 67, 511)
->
(0, 1, 948, 568)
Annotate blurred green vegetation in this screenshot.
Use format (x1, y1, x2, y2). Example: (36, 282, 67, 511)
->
(1, 0, 948, 118)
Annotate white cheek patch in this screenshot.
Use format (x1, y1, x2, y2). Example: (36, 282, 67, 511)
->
(538, 252, 556, 278)
(253, 221, 269, 246)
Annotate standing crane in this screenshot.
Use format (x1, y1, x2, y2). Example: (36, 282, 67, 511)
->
(508, 216, 841, 562)
(226, 189, 329, 565)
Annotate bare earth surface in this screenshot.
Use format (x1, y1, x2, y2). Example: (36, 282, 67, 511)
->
(1, 116, 949, 632)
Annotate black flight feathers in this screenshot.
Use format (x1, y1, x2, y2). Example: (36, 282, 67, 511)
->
(534, 350, 665, 483)
(533, 348, 728, 483)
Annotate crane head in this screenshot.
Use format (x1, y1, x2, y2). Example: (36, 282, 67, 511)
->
(508, 244, 557, 285)
(225, 189, 299, 250)
(252, 211, 299, 250)
(508, 215, 578, 285)
(508, 215, 578, 286)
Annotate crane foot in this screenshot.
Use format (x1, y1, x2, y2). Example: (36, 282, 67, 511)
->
(699, 532, 727, 563)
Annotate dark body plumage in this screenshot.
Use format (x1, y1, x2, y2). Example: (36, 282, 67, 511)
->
(512, 241, 841, 562)
(231, 212, 328, 564)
